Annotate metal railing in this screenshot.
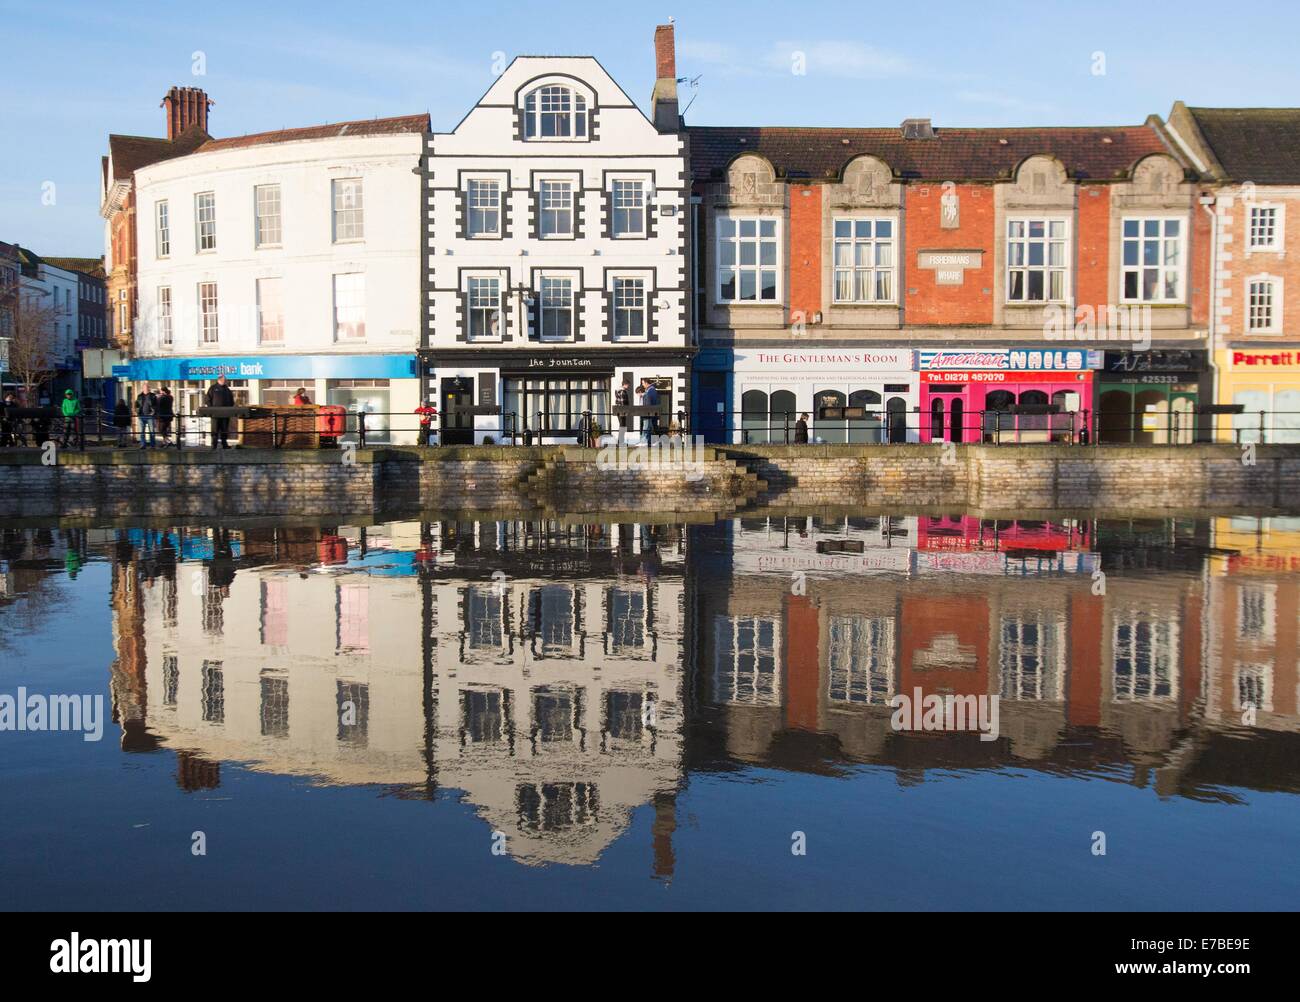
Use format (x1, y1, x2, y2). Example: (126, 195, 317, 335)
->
(3, 403, 1300, 450)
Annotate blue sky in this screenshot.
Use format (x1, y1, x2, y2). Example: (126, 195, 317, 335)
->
(3, 0, 1299, 256)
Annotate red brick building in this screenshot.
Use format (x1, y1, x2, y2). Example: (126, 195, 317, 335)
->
(688, 118, 1214, 444)
(100, 87, 211, 354)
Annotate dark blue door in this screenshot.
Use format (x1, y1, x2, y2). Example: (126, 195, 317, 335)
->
(694, 372, 727, 443)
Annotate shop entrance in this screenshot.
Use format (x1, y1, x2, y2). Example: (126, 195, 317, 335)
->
(441, 377, 475, 445)
(1098, 383, 1198, 444)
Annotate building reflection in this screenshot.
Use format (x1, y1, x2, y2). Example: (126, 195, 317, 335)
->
(84, 510, 1300, 869)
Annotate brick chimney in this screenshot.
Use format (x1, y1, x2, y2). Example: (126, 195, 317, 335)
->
(651, 22, 680, 133)
(161, 86, 211, 140)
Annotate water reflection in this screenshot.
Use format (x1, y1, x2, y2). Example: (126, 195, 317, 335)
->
(5, 512, 1300, 872)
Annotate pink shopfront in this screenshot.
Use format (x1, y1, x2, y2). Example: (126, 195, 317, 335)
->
(917, 348, 1103, 444)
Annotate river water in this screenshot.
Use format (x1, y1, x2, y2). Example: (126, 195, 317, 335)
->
(1, 512, 1297, 910)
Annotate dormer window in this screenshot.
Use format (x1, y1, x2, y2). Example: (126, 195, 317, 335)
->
(525, 85, 588, 140)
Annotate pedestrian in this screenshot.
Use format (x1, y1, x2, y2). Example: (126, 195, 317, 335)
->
(59, 390, 83, 448)
(614, 378, 632, 432)
(641, 378, 661, 442)
(795, 412, 810, 445)
(292, 387, 312, 406)
(112, 398, 131, 447)
(155, 387, 175, 446)
(205, 374, 235, 449)
(414, 398, 438, 446)
(0, 391, 16, 448)
(134, 385, 158, 448)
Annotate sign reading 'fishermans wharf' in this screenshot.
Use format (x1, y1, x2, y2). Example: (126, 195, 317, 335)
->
(917, 250, 985, 285)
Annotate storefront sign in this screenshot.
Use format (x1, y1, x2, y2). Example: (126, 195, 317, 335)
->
(917, 250, 983, 286)
(917, 349, 1102, 372)
(112, 354, 418, 382)
(734, 349, 912, 371)
(922, 371, 1092, 384)
(1231, 350, 1300, 368)
(1104, 349, 1207, 373)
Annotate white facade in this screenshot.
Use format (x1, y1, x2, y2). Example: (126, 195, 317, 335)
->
(18, 262, 80, 392)
(424, 57, 690, 444)
(128, 123, 426, 442)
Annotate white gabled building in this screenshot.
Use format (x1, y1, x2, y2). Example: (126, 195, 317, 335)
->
(122, 112, 428, 443)
(422, 24, 691, 444)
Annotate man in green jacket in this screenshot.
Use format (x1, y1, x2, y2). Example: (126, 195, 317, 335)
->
(59, 389, 83, 449)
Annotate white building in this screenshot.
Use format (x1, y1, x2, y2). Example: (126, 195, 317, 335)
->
(421, 25, 691, 444)
(13, 247, 80, 399)
(122, 114, 429, 443)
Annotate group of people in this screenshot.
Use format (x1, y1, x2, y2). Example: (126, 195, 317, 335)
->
(118, 385, 176, 448)
(0, 389, 87, 449)
(612, 377, 663, 444)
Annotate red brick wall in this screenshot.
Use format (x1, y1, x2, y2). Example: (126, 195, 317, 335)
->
(788, 184, 822, 319)
(904, 184, 994, 325)
(1075, 184, 1110, 319)
(1190, 193, 1212, 329)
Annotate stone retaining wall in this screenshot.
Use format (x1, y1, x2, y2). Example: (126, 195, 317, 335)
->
(0, 443, 1297, 519)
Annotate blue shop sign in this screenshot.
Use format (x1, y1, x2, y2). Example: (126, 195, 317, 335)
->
(112, 354, 418, 382)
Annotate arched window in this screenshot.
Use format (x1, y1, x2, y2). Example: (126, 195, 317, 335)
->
(770, 390, 797, 443)
(848, 389, 881, 444)
(815, 389, 847, 444)
(742, 389, 769, 444)
(524, 85, 588, 140)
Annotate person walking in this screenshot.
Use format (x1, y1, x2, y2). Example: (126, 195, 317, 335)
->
(414, 398, 438, 447)
(59, 390, 83, 448)
(112, 398, 132, 447)
(205, 374, 235, 449)
(795, 413, 810, 445)
(155, 387, 175, 447)
(134, 385, 158, 448)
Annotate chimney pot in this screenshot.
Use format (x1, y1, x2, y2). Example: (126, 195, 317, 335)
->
(162, 85, 211, 140)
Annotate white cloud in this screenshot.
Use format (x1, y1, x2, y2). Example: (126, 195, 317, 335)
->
(768, 40, 913, 79)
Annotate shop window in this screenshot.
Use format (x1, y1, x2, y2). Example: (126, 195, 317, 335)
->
(848, 388, 883, 444)
(887, 396, 908, 443)
(770, 390, 797, 443)
(504, 376, 610, 436)
(815, 389, 847, 444)
(1018, 389, 1050, 442)
(329, 380, 391, 444)
(1233, 388, 1269, 444)
(983, 390, 1016, 441)
(930, 398, 945, 441)
(1275, 389, 1300, 444)
(741, 389, 768, 444)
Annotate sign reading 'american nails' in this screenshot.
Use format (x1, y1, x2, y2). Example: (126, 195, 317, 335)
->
(917, 250, 984, 285)
(917, 349, 1103, 371)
